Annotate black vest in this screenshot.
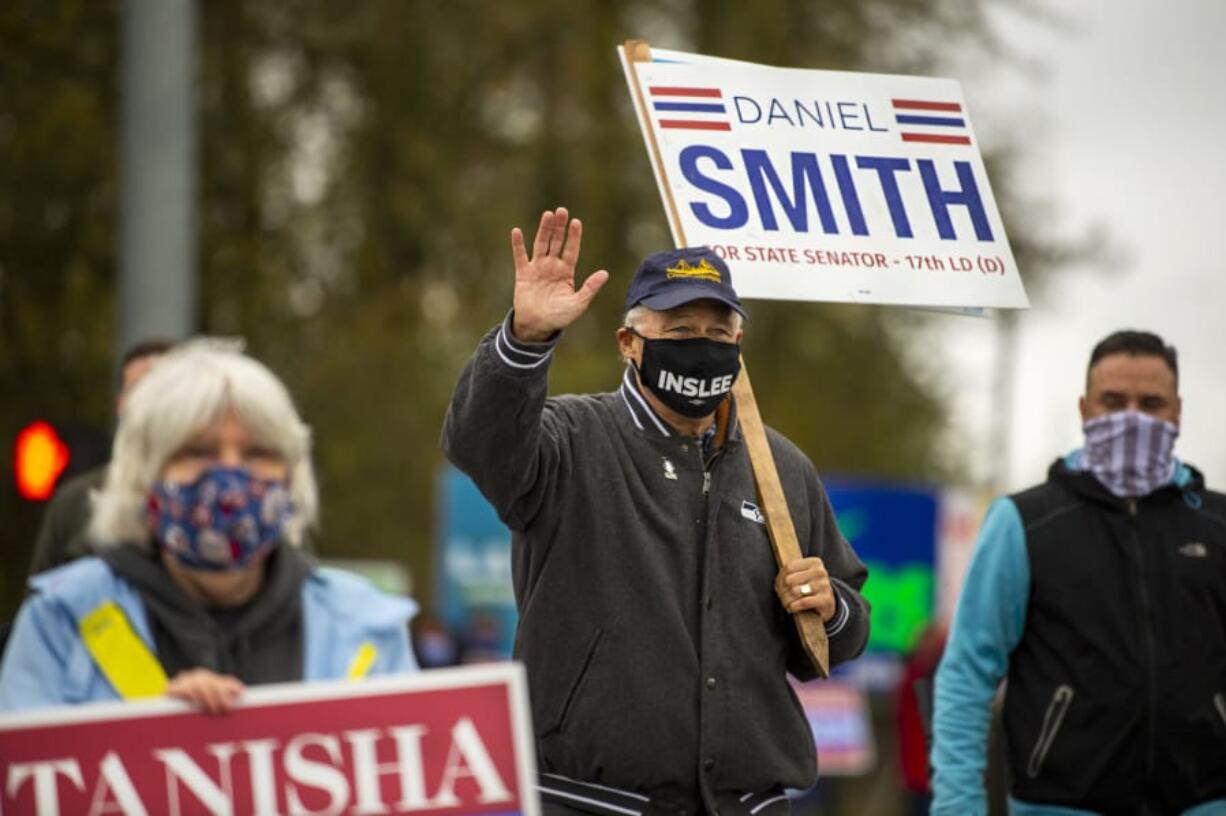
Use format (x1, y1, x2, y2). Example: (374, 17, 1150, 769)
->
(1006, 460, 1226, 814)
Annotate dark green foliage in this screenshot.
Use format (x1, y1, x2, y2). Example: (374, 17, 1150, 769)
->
(0, 1, 120, 617)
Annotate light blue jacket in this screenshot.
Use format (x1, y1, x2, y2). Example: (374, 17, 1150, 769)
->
(0, 556, 419, 712)
(931, 454, 1226, 816)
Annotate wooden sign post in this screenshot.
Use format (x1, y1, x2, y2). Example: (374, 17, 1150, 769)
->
(622, 39, 830, 678)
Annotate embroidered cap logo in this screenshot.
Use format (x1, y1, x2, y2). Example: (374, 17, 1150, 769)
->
(665, 258, 723, 283)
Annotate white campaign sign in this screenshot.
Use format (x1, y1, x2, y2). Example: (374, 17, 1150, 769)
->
(620, 46, 1029, 311)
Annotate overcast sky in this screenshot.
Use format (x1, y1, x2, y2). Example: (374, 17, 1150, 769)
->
(935, 0, 1226, 492)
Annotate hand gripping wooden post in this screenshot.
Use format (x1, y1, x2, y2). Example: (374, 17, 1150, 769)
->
(622, 39, 830, 677)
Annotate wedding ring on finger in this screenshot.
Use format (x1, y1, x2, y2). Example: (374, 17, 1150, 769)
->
(799, 583, 813, 597)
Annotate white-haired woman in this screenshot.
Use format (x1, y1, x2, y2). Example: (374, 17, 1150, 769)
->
(0, 340, 418, 713)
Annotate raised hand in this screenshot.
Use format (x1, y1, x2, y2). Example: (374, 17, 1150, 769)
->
(510, 207, 609, 342)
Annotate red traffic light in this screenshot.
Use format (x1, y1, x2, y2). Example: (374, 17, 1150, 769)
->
(15, 420, 70, 500)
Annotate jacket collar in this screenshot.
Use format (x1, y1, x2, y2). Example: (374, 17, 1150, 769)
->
(619, 366, 673, 436)
(1052, 450, 1204, 509)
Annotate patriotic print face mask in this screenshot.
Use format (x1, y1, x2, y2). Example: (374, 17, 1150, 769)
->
(147, 465, 293, 571)
(1082, 410, 1178, 498)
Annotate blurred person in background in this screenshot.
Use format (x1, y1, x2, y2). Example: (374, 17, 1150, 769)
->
(28, 338, 176, 576)
(457, 610, 509, 665)
(411, 612, 460, 669)
(894, 622, 945, 816)
(931, 330, 1226, 815)
(443, 208, 869, 815)
(0, 339, 418, 714)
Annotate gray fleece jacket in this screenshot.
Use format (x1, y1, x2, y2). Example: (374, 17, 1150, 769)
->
(441, 316, 870, 815)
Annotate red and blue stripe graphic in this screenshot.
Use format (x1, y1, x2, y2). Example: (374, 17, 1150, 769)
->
(892, 99, 971, 145)
(649, 86, 731, 131)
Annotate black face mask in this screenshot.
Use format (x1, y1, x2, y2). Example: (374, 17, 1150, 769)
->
(632, 333, 741, 418)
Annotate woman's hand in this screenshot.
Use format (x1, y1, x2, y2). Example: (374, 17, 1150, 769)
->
(165, 668, 245, 715)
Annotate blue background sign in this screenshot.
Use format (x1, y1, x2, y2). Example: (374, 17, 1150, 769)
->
(823, 478, 938, 654)
(435, 466, 518, 660)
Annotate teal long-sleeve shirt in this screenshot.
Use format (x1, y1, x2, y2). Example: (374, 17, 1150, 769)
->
(930, 494, 1028, 816)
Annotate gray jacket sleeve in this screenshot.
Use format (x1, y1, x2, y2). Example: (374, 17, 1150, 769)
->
(786, 459, 871, 681)
(440, 314, 566, 534)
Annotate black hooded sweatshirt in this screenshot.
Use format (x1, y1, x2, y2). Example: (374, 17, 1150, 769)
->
(100, 546, 311, 684)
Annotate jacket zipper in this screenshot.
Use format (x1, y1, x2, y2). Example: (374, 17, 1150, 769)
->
(1215, 693, 1226, 730)
(1027, 684, 1074, 778)
(1126, 500, 1159, 783)
(701, 438, 720, 496)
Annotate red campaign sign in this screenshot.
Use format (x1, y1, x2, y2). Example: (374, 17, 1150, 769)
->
(0, 664, 539, 816)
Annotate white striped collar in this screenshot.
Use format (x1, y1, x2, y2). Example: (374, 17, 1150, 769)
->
(618, 366, 743, 448)
(619, 366, 672, 437)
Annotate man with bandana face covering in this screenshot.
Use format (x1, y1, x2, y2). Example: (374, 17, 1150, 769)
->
(442, 207, 871, 815)
(931, 330, 1226, 816)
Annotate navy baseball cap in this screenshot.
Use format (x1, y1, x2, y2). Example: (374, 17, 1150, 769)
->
(624, 247, 747, 318)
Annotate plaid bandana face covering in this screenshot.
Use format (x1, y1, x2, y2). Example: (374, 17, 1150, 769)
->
(1082, 410, 1179, 498)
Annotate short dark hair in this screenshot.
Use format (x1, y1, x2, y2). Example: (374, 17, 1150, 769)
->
(1087, 330, 1178, 386)
(120, 338, 176, 370)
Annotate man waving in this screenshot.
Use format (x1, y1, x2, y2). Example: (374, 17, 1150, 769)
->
(442, 207, 870, 815)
